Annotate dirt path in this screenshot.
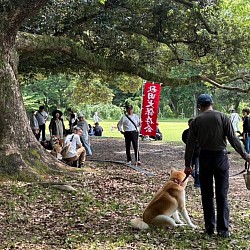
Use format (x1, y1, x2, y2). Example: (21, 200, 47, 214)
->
(89, 137, 185, 170)
(89, 137, 250, 199)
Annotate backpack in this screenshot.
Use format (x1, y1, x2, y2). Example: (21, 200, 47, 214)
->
(61, 135, 74, 158)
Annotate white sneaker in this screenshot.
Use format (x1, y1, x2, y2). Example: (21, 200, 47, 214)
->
(136, 161, 142, 166)
(126, 161, 132, 165)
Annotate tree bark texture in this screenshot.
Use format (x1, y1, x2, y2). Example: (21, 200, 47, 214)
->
(0, 0, 63, 180)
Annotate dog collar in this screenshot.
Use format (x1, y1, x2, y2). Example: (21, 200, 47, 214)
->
(173, 178, 184, 186)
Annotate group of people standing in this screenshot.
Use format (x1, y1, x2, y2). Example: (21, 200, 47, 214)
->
(29, 107, 104, 167)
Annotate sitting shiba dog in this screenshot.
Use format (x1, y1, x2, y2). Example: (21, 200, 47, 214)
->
(131, 168, 196, 230)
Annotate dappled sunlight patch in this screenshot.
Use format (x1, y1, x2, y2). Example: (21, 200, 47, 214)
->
(0, 141, 250, 249)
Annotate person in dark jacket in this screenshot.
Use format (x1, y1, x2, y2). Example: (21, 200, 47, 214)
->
(185, 94, 250, 238)
(49, 110, 65, 146)
(93, 122, 103, 136)
(182, 118, 200, 188)
(242, 108, 250, 153)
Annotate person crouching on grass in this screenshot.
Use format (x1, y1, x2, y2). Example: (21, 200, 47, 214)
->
(62, 126, 86, 168)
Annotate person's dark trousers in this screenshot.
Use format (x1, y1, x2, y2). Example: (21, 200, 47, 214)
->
(39, 124, 46, 141)
(192, 157, 200, 187)
(199, 149, 229, 234)
(124, 131, 139, 162)
(244, 134, 250, 153)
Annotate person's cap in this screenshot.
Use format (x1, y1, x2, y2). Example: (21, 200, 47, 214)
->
(78, 112, 84, 118)
(73, 126, 82, 131)
(125, 105, 133, 110)
(197, 94, 213, 105)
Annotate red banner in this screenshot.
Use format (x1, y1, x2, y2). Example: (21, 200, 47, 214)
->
(141, 82, 161, 136)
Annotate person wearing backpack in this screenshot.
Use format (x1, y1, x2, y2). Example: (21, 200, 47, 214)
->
(242, 108, 250, 153)
(62, 126, 86, 168)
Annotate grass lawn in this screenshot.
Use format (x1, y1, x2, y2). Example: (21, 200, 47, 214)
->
(45, 119, 188, 142)
(47, 119, 243, 143)
(90, 120, 189, 142)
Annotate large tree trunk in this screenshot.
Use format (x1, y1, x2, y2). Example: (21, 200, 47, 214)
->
(0, 0, 63, 181)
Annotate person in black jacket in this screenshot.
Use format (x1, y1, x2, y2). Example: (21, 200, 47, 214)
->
(242, 108, 250, 153)
(182, 118, 200, 188)
(185, 94, 250, 238)
(49, 110, 65, 146)
(93, 122, 103, 136)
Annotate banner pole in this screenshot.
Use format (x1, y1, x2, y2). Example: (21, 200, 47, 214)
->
(136, 80, 146, 167)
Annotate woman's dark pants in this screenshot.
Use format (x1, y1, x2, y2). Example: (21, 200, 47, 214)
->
(124, 131, 139, 162)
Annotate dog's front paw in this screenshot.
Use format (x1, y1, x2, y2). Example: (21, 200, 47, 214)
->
(189, 223, 197, 229)
(176, 220, 184, 224)
(175, 223, 186, 227)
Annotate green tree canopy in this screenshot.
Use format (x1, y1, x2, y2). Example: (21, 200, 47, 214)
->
(16, 0, 250, 92)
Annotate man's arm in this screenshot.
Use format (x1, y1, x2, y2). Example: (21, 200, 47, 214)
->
(43, 111, 48, 121)
(117, 116, 124, 133)
(224, 115, 250, 161)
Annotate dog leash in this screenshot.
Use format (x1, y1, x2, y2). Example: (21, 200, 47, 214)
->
(182, 173, 190, 183)
(230, 161, 249, 177)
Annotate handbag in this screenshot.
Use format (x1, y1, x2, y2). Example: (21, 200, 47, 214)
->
(61, 135, 74, 158)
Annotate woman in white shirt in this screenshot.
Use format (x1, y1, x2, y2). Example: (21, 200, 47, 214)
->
(117, 105, 141, 165)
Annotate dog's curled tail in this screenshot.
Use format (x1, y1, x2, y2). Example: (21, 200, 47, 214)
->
(131, 218, 149, 230)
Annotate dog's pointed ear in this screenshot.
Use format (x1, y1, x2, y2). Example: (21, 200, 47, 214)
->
(170, 167, 176, 174)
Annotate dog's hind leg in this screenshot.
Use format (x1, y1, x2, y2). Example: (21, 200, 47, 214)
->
(172, 210, 184, 224)
(152, 215, 179, 228)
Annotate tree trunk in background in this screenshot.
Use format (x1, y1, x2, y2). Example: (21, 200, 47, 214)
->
(0, 0, 63, 180)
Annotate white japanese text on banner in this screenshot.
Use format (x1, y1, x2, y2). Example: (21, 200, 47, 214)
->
(141, 82, 161, 136)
